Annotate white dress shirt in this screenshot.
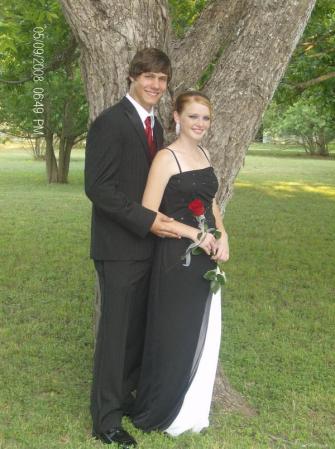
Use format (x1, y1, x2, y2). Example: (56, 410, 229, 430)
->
(126, 93, 155, 130)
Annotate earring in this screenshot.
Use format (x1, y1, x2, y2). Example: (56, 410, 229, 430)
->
(175, 122, 180, 135)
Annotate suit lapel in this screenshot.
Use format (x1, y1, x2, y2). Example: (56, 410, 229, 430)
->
(121, 97, 151, 164)
(153, 120, 164, 151)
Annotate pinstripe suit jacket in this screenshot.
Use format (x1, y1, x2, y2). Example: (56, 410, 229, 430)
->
(85, 96, 164, 260)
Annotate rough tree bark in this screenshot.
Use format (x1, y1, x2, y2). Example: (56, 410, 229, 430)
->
(170, 0, 249, 92)
(203, 0, 317, 205)
(45, 131, 58, 183)
(59, 0, 316, 415)
(59, 0, 170, 119)
(58, 136, 76, 183)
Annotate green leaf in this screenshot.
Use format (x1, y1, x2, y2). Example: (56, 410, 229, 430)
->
(203, 269, 216, 281)
(0, 0, 88, 141)
(192, 247, 203, 255)
(217, 273, 226, 285)
(210, 280, 220, 294)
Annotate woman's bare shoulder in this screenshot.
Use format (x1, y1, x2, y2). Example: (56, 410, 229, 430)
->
(155, 147, 176, 159)
(153, 148, 178, 166)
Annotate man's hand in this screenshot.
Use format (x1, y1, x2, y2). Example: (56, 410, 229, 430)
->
(150, 212, 180, 239)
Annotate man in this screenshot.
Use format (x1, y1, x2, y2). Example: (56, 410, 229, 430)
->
(85, 48, 177, 447)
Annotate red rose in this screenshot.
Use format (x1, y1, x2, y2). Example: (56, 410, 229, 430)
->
(188, 198, 205, 216)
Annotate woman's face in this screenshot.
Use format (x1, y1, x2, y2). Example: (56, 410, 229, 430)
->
(174, 100, 211, 141)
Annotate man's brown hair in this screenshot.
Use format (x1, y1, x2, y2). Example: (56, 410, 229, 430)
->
(128, 48, 172, 86)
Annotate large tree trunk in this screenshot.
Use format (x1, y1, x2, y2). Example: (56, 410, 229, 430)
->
(45, 132, 58, 183)
(170, 0, 249, 93)
(203, 0, 317, 204)
(315, 132, 330, 156)
(60, 0, 170, 119)
(58, 136, 75, 183)
(59, 0, 316, 416)
(58, 85, 76, 183)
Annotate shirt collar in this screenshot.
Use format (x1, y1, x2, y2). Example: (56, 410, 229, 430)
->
(126, 93, 155, 128)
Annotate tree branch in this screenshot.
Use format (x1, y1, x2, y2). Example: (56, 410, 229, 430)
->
(301, 29, 335, 49)
(0, 36, 78, 85)
(73, 134, 87, 145)
(0, 76, 32, 85)
(295, 71, 335, 90)
(170, 0, 248, 92)
(0, 129, 37, 139)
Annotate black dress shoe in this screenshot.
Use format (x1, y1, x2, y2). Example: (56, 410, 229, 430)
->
(92, 427, 137, 447)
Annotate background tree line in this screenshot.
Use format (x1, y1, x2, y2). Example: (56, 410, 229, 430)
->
(263, 0, 335, 156)
(1, 0, 333, 186)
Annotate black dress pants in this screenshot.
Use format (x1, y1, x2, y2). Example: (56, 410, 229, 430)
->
(91, 258, 152, 433)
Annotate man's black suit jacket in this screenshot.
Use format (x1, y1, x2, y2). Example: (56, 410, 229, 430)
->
(85, 96, 164, 260)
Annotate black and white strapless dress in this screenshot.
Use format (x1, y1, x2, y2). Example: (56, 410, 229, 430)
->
(131, 148, 222, 436)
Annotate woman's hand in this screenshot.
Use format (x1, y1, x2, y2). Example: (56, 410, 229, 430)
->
(197, 232, 217, 256)
(212, 233, 229, 262)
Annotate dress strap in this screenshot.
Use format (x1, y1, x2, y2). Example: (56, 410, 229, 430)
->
(198, 145, 211, 165)
(165, 147, 182, 173)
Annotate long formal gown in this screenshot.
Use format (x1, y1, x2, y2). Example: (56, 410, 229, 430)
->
(131, 147, 222, 435)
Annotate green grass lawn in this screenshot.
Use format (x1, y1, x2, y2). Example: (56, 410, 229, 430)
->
(0, 143, 334, 449)
(248, 142, 335, 159)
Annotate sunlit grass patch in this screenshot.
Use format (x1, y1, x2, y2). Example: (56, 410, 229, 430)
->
(236, 180, 335, 199)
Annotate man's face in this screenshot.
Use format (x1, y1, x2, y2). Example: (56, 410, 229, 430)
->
(129, 72, 168, 111)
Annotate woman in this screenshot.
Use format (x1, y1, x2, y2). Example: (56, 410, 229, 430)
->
(131, 91, 229, 436)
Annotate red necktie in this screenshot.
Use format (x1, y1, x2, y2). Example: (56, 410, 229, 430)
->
(144, 116, 156, 160)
